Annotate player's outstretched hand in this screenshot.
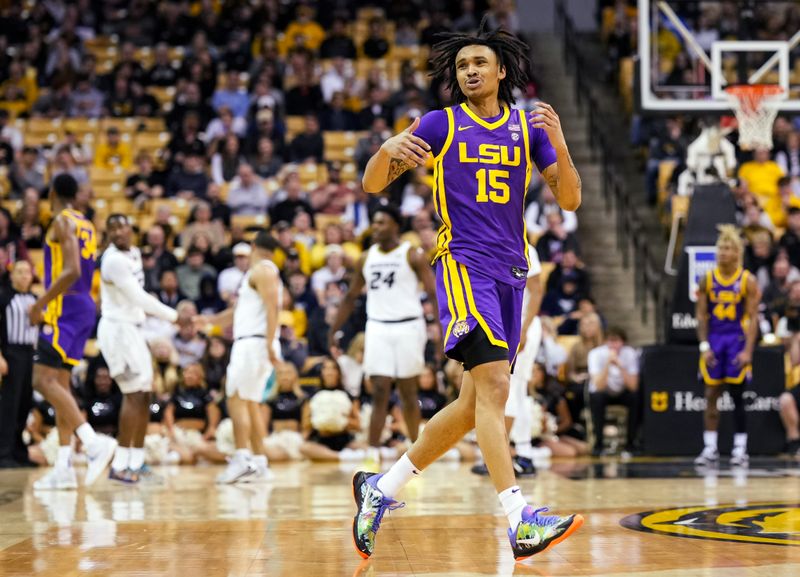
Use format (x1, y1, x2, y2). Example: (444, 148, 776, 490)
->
(529, 102, 567, 149)
(380, 117, 431, 167)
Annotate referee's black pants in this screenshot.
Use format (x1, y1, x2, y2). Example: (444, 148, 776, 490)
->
(0, 345, 34, 464)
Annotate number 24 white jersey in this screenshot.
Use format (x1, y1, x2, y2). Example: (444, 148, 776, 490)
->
(363, 241, 424, 322)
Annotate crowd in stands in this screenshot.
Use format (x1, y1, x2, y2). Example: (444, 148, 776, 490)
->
(0, 0, 647, 470)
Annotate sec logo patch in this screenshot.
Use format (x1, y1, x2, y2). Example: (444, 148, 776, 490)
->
(620, 503, 800, 546)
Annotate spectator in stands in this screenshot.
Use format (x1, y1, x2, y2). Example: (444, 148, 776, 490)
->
(180, 201, 226, 253)
(146, 224, 179, 277)
(738, 148, 785, 227)
(285, 69, 324, 116)
(531, 362, 590, 458)
(177, 245, 217, 301)
(319, 91, 360, 132)
(125, 152, 164, 206)
(217, 243, 251, 303)
(420, 8, 452, 46)
(107, 76, 135, 118)
(0, 59, 38, 114)
(358, 85, 394, 130)
(0, 109, 22, 153)
(250, 137, 283, 179)
(205, 106, 248, 145)
(320, 57, 353, 103)
(525, 185, 578, 237)
(645, 117, 688, 205)
(16, 192, 44, 250)
(157, 269, 185, 309)
(588, 326, 640, 456)
(320, 17, 357, 60)
(211, 134, 246, 185)
(745, 229, 777, 291)
(566, 312, 605, 419)
(537, 211, 581, 263)
(780, 207, 800, 270)
(290, 113, 324, 163)
(195, 275, 226, 317)
(282, 4, 326, 54)
(776, 130, 800, 184)
(10, 147, 46, 196)
(205, 183, 232, 228)
(311, 162, 351, 215)
(212, 70, 249, 119)
(270, 170, 314, 224)
(546, 248, 590, 296)
(227, 163, 269, 216)
(167, 112, 207, 169)
(395, 18, 420, 46)
(279, 311, 310, 369)
(82, 357, 122, 438)
(173, 302, 207, 368)
(362, 18, 390, 59)
(779, 385, 800, 457)
(776, 176, 800, 227)
(342, 183, 373, 237)
(311, 246, 347, 305)
(94, 127, 133, 170)
(67, 73, 104, 118)
(762, 255, 800, 324)
(166, 152, 210, 200)
(50, 146, 88, 187)
(168, 82, 215, 133)
(146, 42, 180, 87)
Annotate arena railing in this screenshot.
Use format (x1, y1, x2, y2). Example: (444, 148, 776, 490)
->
(555, 0, 669, 341)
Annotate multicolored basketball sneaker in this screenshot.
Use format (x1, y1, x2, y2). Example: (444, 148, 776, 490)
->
(508, 506, 584, 561)
(352, 472, 404, 559)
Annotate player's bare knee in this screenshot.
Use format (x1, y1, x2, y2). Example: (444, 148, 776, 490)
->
(475, 373, 510, 409)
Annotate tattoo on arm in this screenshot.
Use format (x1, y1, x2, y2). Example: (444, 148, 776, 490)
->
(545, 172, 559, 194)
(387, 157, 413, 184)
(567, 153, 582, 190)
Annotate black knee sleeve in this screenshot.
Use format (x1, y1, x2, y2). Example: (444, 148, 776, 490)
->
(729, 385, 747, 434)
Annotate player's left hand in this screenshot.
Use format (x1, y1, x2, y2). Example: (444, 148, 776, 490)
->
(529, 102, 567, 149)
(734, 350, 752, 367)
(28, 302, 43, 325)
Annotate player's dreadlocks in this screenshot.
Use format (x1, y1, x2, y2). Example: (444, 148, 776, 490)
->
(429, 16, 531, 105)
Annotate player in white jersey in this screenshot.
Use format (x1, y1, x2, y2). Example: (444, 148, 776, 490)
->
(198, 232, 282, 484)
(472, 246, 542, 477)
(98, 215, 179, 483)
(330, 203, 440, 463)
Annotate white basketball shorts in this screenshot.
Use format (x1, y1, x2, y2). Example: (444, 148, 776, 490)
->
(226, 337, 281, 402)
(363, 318, 426, 379)
(97, 317, 154, 394)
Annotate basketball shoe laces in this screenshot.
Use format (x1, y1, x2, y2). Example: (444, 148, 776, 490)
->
(518, 508, 561, 544)
(363, 485, 404, 536)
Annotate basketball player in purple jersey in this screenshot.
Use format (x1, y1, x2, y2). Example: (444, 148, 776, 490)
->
(352, 21, 583, 561)
(695, 226, 759, 468)
(28, 174, 117, 490)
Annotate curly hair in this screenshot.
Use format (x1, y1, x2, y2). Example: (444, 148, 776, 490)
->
(716, 224, 744, 257)
(428, 16, 531, 105)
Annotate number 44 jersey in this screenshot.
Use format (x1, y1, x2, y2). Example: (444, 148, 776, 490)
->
(413, 103, 557, 288)
(363, 241, 424, 322)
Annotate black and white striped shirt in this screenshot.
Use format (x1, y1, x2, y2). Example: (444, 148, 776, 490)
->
(0, 289, 38, 347)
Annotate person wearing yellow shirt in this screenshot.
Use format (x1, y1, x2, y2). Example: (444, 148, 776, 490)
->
(94, 127, 133, 170)
(738, 148, 785, 227)
(279, 5, 325, 55)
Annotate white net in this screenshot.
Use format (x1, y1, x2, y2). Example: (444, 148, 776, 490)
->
(724, 86, 785, 151)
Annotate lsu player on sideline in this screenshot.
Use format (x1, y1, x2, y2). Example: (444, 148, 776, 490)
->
(98, 214, 179, 483)
(196, 231, 282, 484)
(352, 19, 583, 562)
(28, 174, 117, 490)
(695, 225, 759, 468)
(329, 202, 440, 464)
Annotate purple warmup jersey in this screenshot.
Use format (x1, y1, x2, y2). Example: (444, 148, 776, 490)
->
(41, 208, 97, 365)
(414, 103, 556, 287)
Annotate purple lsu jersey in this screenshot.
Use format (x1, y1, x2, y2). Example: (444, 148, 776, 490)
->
(700, 267, 752, 385)
(414, 104, 557, 363)
(41, 208, 97, 365)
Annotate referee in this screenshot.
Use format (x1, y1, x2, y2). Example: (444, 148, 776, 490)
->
(0, 261, 39, 468)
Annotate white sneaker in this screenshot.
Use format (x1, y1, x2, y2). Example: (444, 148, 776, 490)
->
(33, 467, 78, 491)
(339, 448, 366, 461)
(730, 450, 749, 468)
(694, 447, 719, 467)
(216, 455, 254, 484)
(85, 435, 118, 486)
(240, 455, 271, 484)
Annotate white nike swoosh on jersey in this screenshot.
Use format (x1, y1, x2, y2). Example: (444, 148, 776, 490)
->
(457, 125, 474, 131)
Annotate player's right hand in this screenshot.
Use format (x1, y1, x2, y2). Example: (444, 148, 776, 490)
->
(380, 117, 431, 167)
(702, 349, 717, 367)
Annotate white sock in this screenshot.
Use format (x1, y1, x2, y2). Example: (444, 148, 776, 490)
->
(376, 453, 420, 498)
(499, 485, 528, 530)
(56, 445, 72, 470)
(234, 448, 252, 461)
(733, 433, 748, 454)
(129, 448, 145, 470)
(75, 423, 99, 452)
(111, 447, 130, 472)
(703, 430, 718, 452)
(515, 441, 534, 459)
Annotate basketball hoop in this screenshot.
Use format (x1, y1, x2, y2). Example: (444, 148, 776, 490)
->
(724, 84, 785, 151)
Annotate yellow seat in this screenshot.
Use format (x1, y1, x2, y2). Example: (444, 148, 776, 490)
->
(150, 198, 192, 221)
(100, 117, 138, 135)
(136, 117, 166, 132)
(671, 195, 690, 220)
(231, 214, 270, 231)
(539, 261, 556, 288)
(64, 118, 100, 139)
(286, 116, 306, 141)
(323, 131, 364, 163)
(25, 132, 61, 147)
(134, 132, 170, 159)
(89, 165, 127, 186)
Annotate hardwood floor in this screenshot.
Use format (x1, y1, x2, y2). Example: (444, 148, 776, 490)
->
(0, 458, 798, 576)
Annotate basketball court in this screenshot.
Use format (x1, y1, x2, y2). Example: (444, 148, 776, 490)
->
(1, 459, 798, 577)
